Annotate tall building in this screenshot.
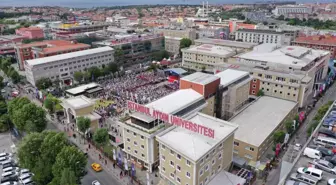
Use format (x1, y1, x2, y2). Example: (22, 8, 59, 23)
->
(15, 40, 91, 71)
(25, 46, 114, 86)
(235, 29, 292, 45)
(157, 113, 238, 185)
(273, 5, 313, 16)
(164, 36, 182, 54)
(121, 89, 208, 173)
(15, 27, 44, 39)
(215, 44, 330, 108)
(292, 35, 336, 59)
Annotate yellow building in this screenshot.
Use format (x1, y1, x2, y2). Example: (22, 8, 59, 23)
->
(230, 96, 298, 161)
(156, 113, 238, 185)
(61, 95, 101, 131)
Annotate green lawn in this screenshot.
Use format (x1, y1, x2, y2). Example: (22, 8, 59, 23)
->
(95, 100, 114, 109)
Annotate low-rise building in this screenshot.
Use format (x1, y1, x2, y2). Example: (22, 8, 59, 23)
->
(164, 36, 182, 54)
(180, 72, 220, 117)
(273, 5, 313, 16)
(25, 46, 114, 86)
(181, 44, 239, 71)
(61, 95, 101, 130)
(215, 69, 252, 120)
(155, 28, 197, 41)
(292, 35, 336, 59)
(15, 40, 91, 71)
(194, 38, 258, 52)
(197, 27, 228, 40)
(65, 83, 103, 97)
(15, 27, 44, 39)
(230, 96, 297, 161)
(157, 112, 238, 185)
(235, 29, 292, 45)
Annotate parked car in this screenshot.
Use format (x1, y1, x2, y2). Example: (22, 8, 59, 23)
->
(0, 153, 12, 158)
(297, 167, 323, 181)
(0, 157, 12, 164)
(289, 173, 318, 185)
(328, 178, 336, 185)
(315, 147, 334, 157)
(92, 180, 101, 185)
(285, 180, 308, 185)
(319, 128, 336, 138)
(312, 159, 336, 174)
(304, 147, 322, 159)
(2, 167, 19, 173)
(0, 177, 18, 184)
(326, 155, 336, 165)
(0, 181, 19, 185)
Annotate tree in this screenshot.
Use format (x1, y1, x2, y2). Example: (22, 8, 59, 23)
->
(76, 116, 90, 143)
(73, 71, 83, 82)
(44, 94, 61, 114)
(0, 76, 4, 88)
(93, 128, 109, 147)
(180, 38, 192, 49)
(36, 77, 52, 90)
(257, 89, 264, 96)
(88, 66, 102, 81)
(285, 120, 294, 134)
(60, 168, 77, 185)
(0, 101, 7, 115)
(52, 146, 87, 180)
(108, 63, 119, 73)
(273, 130, 286, 144)
(277, 15, 285, 20)
(12, 103, 46, 132)
(8, 97, 30, 120)
(0, 114, 10, 132)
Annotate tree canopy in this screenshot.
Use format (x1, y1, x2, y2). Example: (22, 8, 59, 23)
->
(76, 116, 91, 134)
(180, 38, 192, 49)
(93, 128, 109, 146)
(36, 77, 52, 90)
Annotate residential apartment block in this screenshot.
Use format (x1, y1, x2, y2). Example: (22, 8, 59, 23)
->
(181, 44, 239, 71)
(215, 69, 252, 120)
(154, 28, 197, 41)
(25, 46, 114, 86)
(230, 96, 297, 161)
(164, 36, 182, 54)
(194, 38, 258, 52)
(292, 35, 336, 59)
(196, 27, 228, 40)
(235, 29, 291, 45)
(121, 89, 207, 173)
(15, 40, 90, 70)
(15, 27, 44, 39)
(157, 113, 238, 185)
(215, 44, 330, 108)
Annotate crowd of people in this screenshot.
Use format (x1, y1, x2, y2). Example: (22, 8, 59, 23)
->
(95, 71, 178, 117)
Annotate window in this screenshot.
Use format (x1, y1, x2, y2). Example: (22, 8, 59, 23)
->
(205, 164, 209, 171)
(142, 154, 145, 157)
(276, 77, 285, 81)
(162, 145, 165, 150)
(126, 129, 130, 133)
(141, 145, 144, 149)
(162, 155, 165, 161)
(234, 141, 239, 146)
(177, 177, 181, 184)
(258, 73, 262, 77)
(253, 79, 257, 82)
(177, 154, 181, 160)
(127, 138, 130, 142)
(186, 172, 191, 178)
(162, 167, 165, 172)
(170, 161, 174, 167)
(205, 177, 208, 183)
(252, 85, 256, 88)
(140, 136, 144, 140)
(205, 154, 209, 160)
(218, 153, 222, 159)
(200, 159, 204, 164)
(177, 165, 181, 171)
(170, 173, 175, 179)
(134, 141, 137, 146)
(170, 150, 174, 155)
(134, 150, 138, 154)
(200, 169, 203, 176)
(265, 75, 272, 79)
(127, 147, 130, 151)
(186, 160, 191, 166)
(133, 133, 137, 137)
(287, 93, 290, 96)
(245, 154, 253, 159)
(219, 143, 223, 148)
(245, 146, 254, 152)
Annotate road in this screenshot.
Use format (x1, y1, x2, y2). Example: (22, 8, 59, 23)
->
(266, 82, 336, 185)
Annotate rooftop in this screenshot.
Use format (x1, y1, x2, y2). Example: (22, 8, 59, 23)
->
(236, 28, 284, 34)
(146, 89, 204, 114)
(195, 38, 258, 49)
(16, 27, 42, 31)
(293, 35, 336, 46)
(25, 46, 113, 66)
(238, 45, 329, 68)
(183, 44, 237, 57)
(181, 72, 220, 85)
(215, 69, 250, 87)
(41, 43, 90, 54)
(66, 83, 100, 95)
(61, 95, 95, 110)
(207, 171, 246, 185)
(157, 113, 238, 161)
(230, 96, 297, 147)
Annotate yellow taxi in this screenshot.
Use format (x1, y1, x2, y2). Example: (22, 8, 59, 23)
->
(91, 163, 102, 172)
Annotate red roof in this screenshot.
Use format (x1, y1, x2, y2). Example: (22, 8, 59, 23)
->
(294, 35, 336, 46)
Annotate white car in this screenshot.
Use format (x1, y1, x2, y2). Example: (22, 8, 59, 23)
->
(297, 167, 323, 181)
(2, 167, 19, 173)
(328, 179, 336, 185)
(92, 180, 101, 185)
(20, 169, 30, 175)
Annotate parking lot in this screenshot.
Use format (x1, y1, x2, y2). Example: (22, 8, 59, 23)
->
(288, 103, 336, 185)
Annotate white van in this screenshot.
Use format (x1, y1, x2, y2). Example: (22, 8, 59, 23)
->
(297, 167, 323, 181)
(303, 147, 322, 159)
(313, 136, 336, 147)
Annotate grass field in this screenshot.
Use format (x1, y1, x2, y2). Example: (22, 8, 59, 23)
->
(95, 100, 114, 108)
